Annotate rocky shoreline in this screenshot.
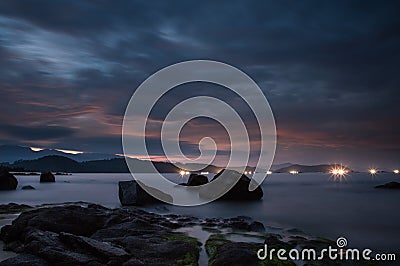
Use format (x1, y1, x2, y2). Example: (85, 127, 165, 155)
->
(0, 202, 373, 266)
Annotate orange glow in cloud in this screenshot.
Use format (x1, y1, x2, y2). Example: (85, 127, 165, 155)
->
(56, 149, 83, 154)
(30, 147, 44, 152)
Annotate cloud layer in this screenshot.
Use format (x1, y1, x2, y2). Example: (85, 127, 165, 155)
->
(0, 1, 399, 169)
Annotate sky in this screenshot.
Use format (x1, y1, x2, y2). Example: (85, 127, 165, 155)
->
(0, 0, 399, 170)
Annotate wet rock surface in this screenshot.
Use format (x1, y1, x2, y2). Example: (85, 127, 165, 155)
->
(0, 205, 201, 265)
(0, 203, 33, 214)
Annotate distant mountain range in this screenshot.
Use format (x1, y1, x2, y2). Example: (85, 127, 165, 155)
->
(0, 145, 120, 163)
(1, 145, 345, 174)
(1, 155, 182, 173)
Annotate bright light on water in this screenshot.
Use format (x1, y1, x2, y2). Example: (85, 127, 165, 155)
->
(329, 165, 348, 182)
(369, 168, 378, 175)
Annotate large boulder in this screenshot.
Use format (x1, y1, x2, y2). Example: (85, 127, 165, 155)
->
(199, 169, 263, 201)
(186, 174, 209, 186)
(0, 169, 18, 190)
(0, 205, 108, 242)
(118, 180, 173, 206)
(40, 172, 55, 183)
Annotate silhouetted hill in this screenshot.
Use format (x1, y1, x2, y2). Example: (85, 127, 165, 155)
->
(175, 162, 222, 173)
(275, 164, 352, 173)
(12, 156, 82, 172)
(4, 156, 182, 173)
(270, 162, 293, 171)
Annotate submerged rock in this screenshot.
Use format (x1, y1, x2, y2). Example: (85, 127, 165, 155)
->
(118, 180, 173, 206)
(375, 181, 400, 189)
(21, 185, 35, 190)
(40, 172, 55, 183)
(0, 169, 18, 190)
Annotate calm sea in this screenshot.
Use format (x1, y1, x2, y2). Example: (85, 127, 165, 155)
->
(0, 172, 399, 252)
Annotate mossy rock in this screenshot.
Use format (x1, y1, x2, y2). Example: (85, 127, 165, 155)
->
(259, 256, 296, 266)
(165, 232, 201, 266)
(205, 234, 230, 261)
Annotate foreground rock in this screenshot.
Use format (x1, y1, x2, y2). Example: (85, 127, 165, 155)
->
(118, 180, 173, 206)
(0, 254, 49, 266)
(40, 172, 55, 183)
(200, 169, 263, 201)
(1, 205, 200, 265)
(0, 203, 32, 214)
(0, 169, 18, 190)
(0, 204, 354, 266)
(375, 181, 400, 189)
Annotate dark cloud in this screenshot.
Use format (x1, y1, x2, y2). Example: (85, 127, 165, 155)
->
(0, 0, 399, 169)
(0, 124, 76, 140)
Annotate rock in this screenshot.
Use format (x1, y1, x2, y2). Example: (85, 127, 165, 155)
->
(22, 185, 35, 190)
(40, 172, 55, 183)
(375, 181, 400, 189)
(0, 168, 18, 190)
(0, 203, 32, 214)
(248, 221, 265, 232)
(0, 254, 49, 266)
(264, 234, 284, 245)
(118, 180, 173, 206)
(0, 205, 200, 266)
(209, 241, 264, 266)
(0, 205, 108, 242)
(0, 204, 333, 266)
(186, 174, 208, 186)
(59, 232, 130, 259)
(199, 169, 263, 201)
